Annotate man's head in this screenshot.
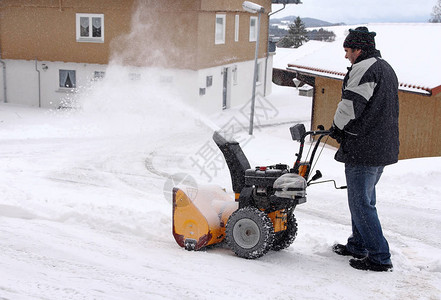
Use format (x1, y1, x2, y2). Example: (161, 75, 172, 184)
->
(343, 27, 376, 64)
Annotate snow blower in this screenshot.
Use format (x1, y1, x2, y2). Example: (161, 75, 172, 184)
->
(172, 124, 337, 259)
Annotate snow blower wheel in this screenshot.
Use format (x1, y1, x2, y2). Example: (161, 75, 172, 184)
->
(272, 213, 298, 251)
(225, 207, 275, 259)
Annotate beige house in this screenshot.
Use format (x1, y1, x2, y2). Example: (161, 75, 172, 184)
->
(0, 0, 282, 112)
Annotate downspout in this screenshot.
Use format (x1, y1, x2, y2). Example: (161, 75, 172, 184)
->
(35, 58, 41, 108)
(263, 4, 286, 96)
(0, 48, 7, 103)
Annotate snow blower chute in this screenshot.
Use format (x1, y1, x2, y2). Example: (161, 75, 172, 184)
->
(172, 124, 337, 258)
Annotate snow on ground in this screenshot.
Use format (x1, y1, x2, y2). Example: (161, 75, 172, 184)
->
(1, 39, 441, 300)
(1, 83, 440, 299)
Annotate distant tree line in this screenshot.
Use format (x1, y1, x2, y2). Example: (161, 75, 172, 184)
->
(272, 1, 441, 50)
(307, 28, 336, 42)
(274, 17, 336, 48)
(430, 0, 441, 22)
(269, 25, 288, 37)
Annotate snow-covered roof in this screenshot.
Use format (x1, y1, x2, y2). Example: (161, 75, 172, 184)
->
(277, 23, 441, 96)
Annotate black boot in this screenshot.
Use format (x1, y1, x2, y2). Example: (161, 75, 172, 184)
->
(349, 257, 393, 272)
(332, 244, 366, 259)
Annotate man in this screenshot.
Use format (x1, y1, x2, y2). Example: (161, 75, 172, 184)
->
(329, 27, 399, 272)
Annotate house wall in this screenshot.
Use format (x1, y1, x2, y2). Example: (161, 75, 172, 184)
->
(0, 56, 269, 111)
(195, 57, 270, 111)
(0, 0, 273, 112)
(0, 0, 132, 65)
(0, 0, 270, 69)
(398, 91, 441, 159)
(2, 59, 40, 107)
(196, 8, 269, 70)
(311, 76, 342, 148)
(311, 76, 441, 160)
(1, 59, 107, 108)
(109, 1, 199, 69)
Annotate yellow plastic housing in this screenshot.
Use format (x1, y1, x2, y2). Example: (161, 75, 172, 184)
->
(172, 184, 238, 250)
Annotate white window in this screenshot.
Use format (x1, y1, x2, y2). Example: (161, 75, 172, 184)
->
(234, 15, 240, 42)
(249, 16, 257, 42)
(76, 13, 104, 43)
(215, 14, 226, 45)
(59, 70, 76, 88)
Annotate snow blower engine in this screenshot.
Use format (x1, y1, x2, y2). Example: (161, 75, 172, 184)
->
(172, 124, 336, 259)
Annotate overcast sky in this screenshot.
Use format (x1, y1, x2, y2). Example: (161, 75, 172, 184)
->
(271, 0, 437, 24)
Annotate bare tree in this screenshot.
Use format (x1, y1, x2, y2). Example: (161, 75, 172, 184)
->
(430, 0, 441, 23)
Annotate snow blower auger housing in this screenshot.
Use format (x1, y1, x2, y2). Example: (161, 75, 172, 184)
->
(172, 124, 331, 259)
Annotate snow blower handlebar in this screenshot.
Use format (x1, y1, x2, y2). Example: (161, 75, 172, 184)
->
(290, 124, 347, 189)
(290, 124, 330, 182)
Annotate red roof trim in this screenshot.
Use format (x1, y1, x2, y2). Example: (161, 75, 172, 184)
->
(288, 64, 436, 95)
(287, 64, 346, 77)
(398, 83, 432, 93)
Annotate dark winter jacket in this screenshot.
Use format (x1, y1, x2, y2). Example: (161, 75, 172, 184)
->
(333, 49, 400, 166)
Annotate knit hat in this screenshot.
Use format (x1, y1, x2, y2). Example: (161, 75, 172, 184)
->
(343, 27, 376, 51)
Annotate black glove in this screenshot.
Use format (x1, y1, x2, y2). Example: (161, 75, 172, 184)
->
(329, 123, 344, 144)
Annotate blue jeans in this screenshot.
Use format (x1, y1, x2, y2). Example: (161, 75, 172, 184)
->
(344, 164, 391, 265)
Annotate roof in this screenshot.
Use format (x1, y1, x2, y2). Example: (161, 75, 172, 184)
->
(278, 23, 441, 96)
(287, 64, 436, 95)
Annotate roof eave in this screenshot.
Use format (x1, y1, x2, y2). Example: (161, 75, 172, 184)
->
(287, 64, 437, 97)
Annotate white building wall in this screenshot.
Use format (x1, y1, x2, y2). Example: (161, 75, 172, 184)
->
(1, 59, 107, 108)
(38, 61, 107, 108)
(2, 59, 39, 107)
(1, 57, 273, 114)
(194, 58, 268, 113)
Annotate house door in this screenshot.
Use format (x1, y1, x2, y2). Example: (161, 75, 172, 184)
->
(222, 67, 230, 110)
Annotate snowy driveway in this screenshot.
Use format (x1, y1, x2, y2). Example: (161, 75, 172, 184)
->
(0, 101, 440, 299)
